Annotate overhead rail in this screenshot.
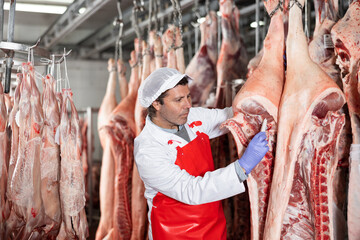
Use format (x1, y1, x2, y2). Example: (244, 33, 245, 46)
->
(78, 0, 264, 59)
(41, 0, 113, 49)
(80, 0, 243, 59)
(39, 0, 264, 59)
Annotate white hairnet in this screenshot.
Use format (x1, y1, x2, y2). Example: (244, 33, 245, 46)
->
(138, 67, 192, 108)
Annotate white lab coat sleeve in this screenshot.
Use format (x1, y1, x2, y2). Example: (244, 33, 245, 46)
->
(190, 107, 233, 139)
(135, 139, 245, 205)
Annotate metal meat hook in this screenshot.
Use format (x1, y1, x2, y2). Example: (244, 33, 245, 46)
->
(190, 11, 201, 28)
(27, 38, 41, 62)
(205, 0, 212, 26)
(56, 49, 72, 64)
(115, 0, 124, 63)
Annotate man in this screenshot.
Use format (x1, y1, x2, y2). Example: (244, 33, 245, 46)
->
(134, 67, 268, 239)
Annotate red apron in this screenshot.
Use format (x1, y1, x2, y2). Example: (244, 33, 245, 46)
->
(150, 132, 226, 240)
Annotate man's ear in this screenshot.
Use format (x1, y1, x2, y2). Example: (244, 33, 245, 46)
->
(152, 101, 161, 111)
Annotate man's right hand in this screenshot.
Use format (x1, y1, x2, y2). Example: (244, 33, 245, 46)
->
(237, 132, 269, 174)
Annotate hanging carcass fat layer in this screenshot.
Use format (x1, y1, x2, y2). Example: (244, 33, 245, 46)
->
(7, 62, 45, 239)
(106, 52, 139, 240)
(215, 0, 248, 108)
(58, 89, 88, 240)
(222, 1, 285, 239)
(40, 74, 61, 237)
(96, 50, 140, 240)
(263, 0, 346, 239)
(105, 106, 135, 240)
(331, 1, 360, 239)
(96, 59, 127, 240)
(186, 11, 218, 107)
(0, 78, 9, 238)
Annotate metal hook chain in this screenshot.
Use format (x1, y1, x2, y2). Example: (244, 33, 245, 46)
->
(62, 48, 72, 90)
(132, 1, 143, 66)
(170, 0, 183, 48)
(27, 38, 41, 64)
(269, 0, 283, 17)
(147, 0, 153, 40)
(191, 0, 201, 27)
(154, 0, 159, 32)
(288, 0, 303, 11)
(175, 0, 183, 41)
(115, 0, 124, 64)
(205, 0, 210, 15)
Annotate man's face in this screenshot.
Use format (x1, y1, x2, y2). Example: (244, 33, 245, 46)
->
(152, 84, 192, 129)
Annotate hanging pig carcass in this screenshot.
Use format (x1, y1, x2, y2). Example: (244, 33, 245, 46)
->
(263, 0, 346, 239)
(222, 0, 285, 239)
(215, 0, 248, 109)
(331, 1, 360, 239)
(309, 1, 349, 238)
(186, 11, 218, 107)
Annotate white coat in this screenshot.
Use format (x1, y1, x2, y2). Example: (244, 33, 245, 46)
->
(134, 107, 246, 239)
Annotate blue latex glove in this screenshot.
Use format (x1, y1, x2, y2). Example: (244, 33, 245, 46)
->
(238, 132, 269, 174)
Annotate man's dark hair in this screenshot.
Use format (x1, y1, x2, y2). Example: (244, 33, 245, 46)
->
(147, 77, 189, 119)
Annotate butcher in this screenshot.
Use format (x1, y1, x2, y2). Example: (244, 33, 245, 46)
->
(134, 67, 268, 239)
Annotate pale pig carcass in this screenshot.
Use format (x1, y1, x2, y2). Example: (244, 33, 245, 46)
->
(161, 25, 185, 73)
(215, 0, 248, 108)
(213, 1, 249, 237)
(222, 1, 285, 239)
(309, 1, 349, 238)
(96, 51, 140, 240)
(331, 1, 360, 239)
(96, 58, 133, 240)
(186, 11, 218, 107)
(263, 0, 346, 239)
(98, 58, 119, 137)
(309, 0, 342, 88)
(162, 25, 178, 71)
(132, 42, 151, 240)
(107, 56, 139, 240)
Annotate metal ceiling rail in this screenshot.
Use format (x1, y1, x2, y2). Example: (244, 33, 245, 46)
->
(41, 0, 113, 49)
(78, 0, 263, 59)
(79, 0, 194, 59)
(73, 0, 263, 59)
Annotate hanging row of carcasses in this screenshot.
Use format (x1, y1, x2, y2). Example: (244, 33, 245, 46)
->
(216, 0, 360, 239)
(0, 62, 88, 239)
(95, 0, 360, 239)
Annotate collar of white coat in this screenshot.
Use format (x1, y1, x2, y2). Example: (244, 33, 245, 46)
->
(145, 113, 202, 149)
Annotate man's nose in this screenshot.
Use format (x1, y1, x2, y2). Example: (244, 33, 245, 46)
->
(184, 98, 191, 108)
